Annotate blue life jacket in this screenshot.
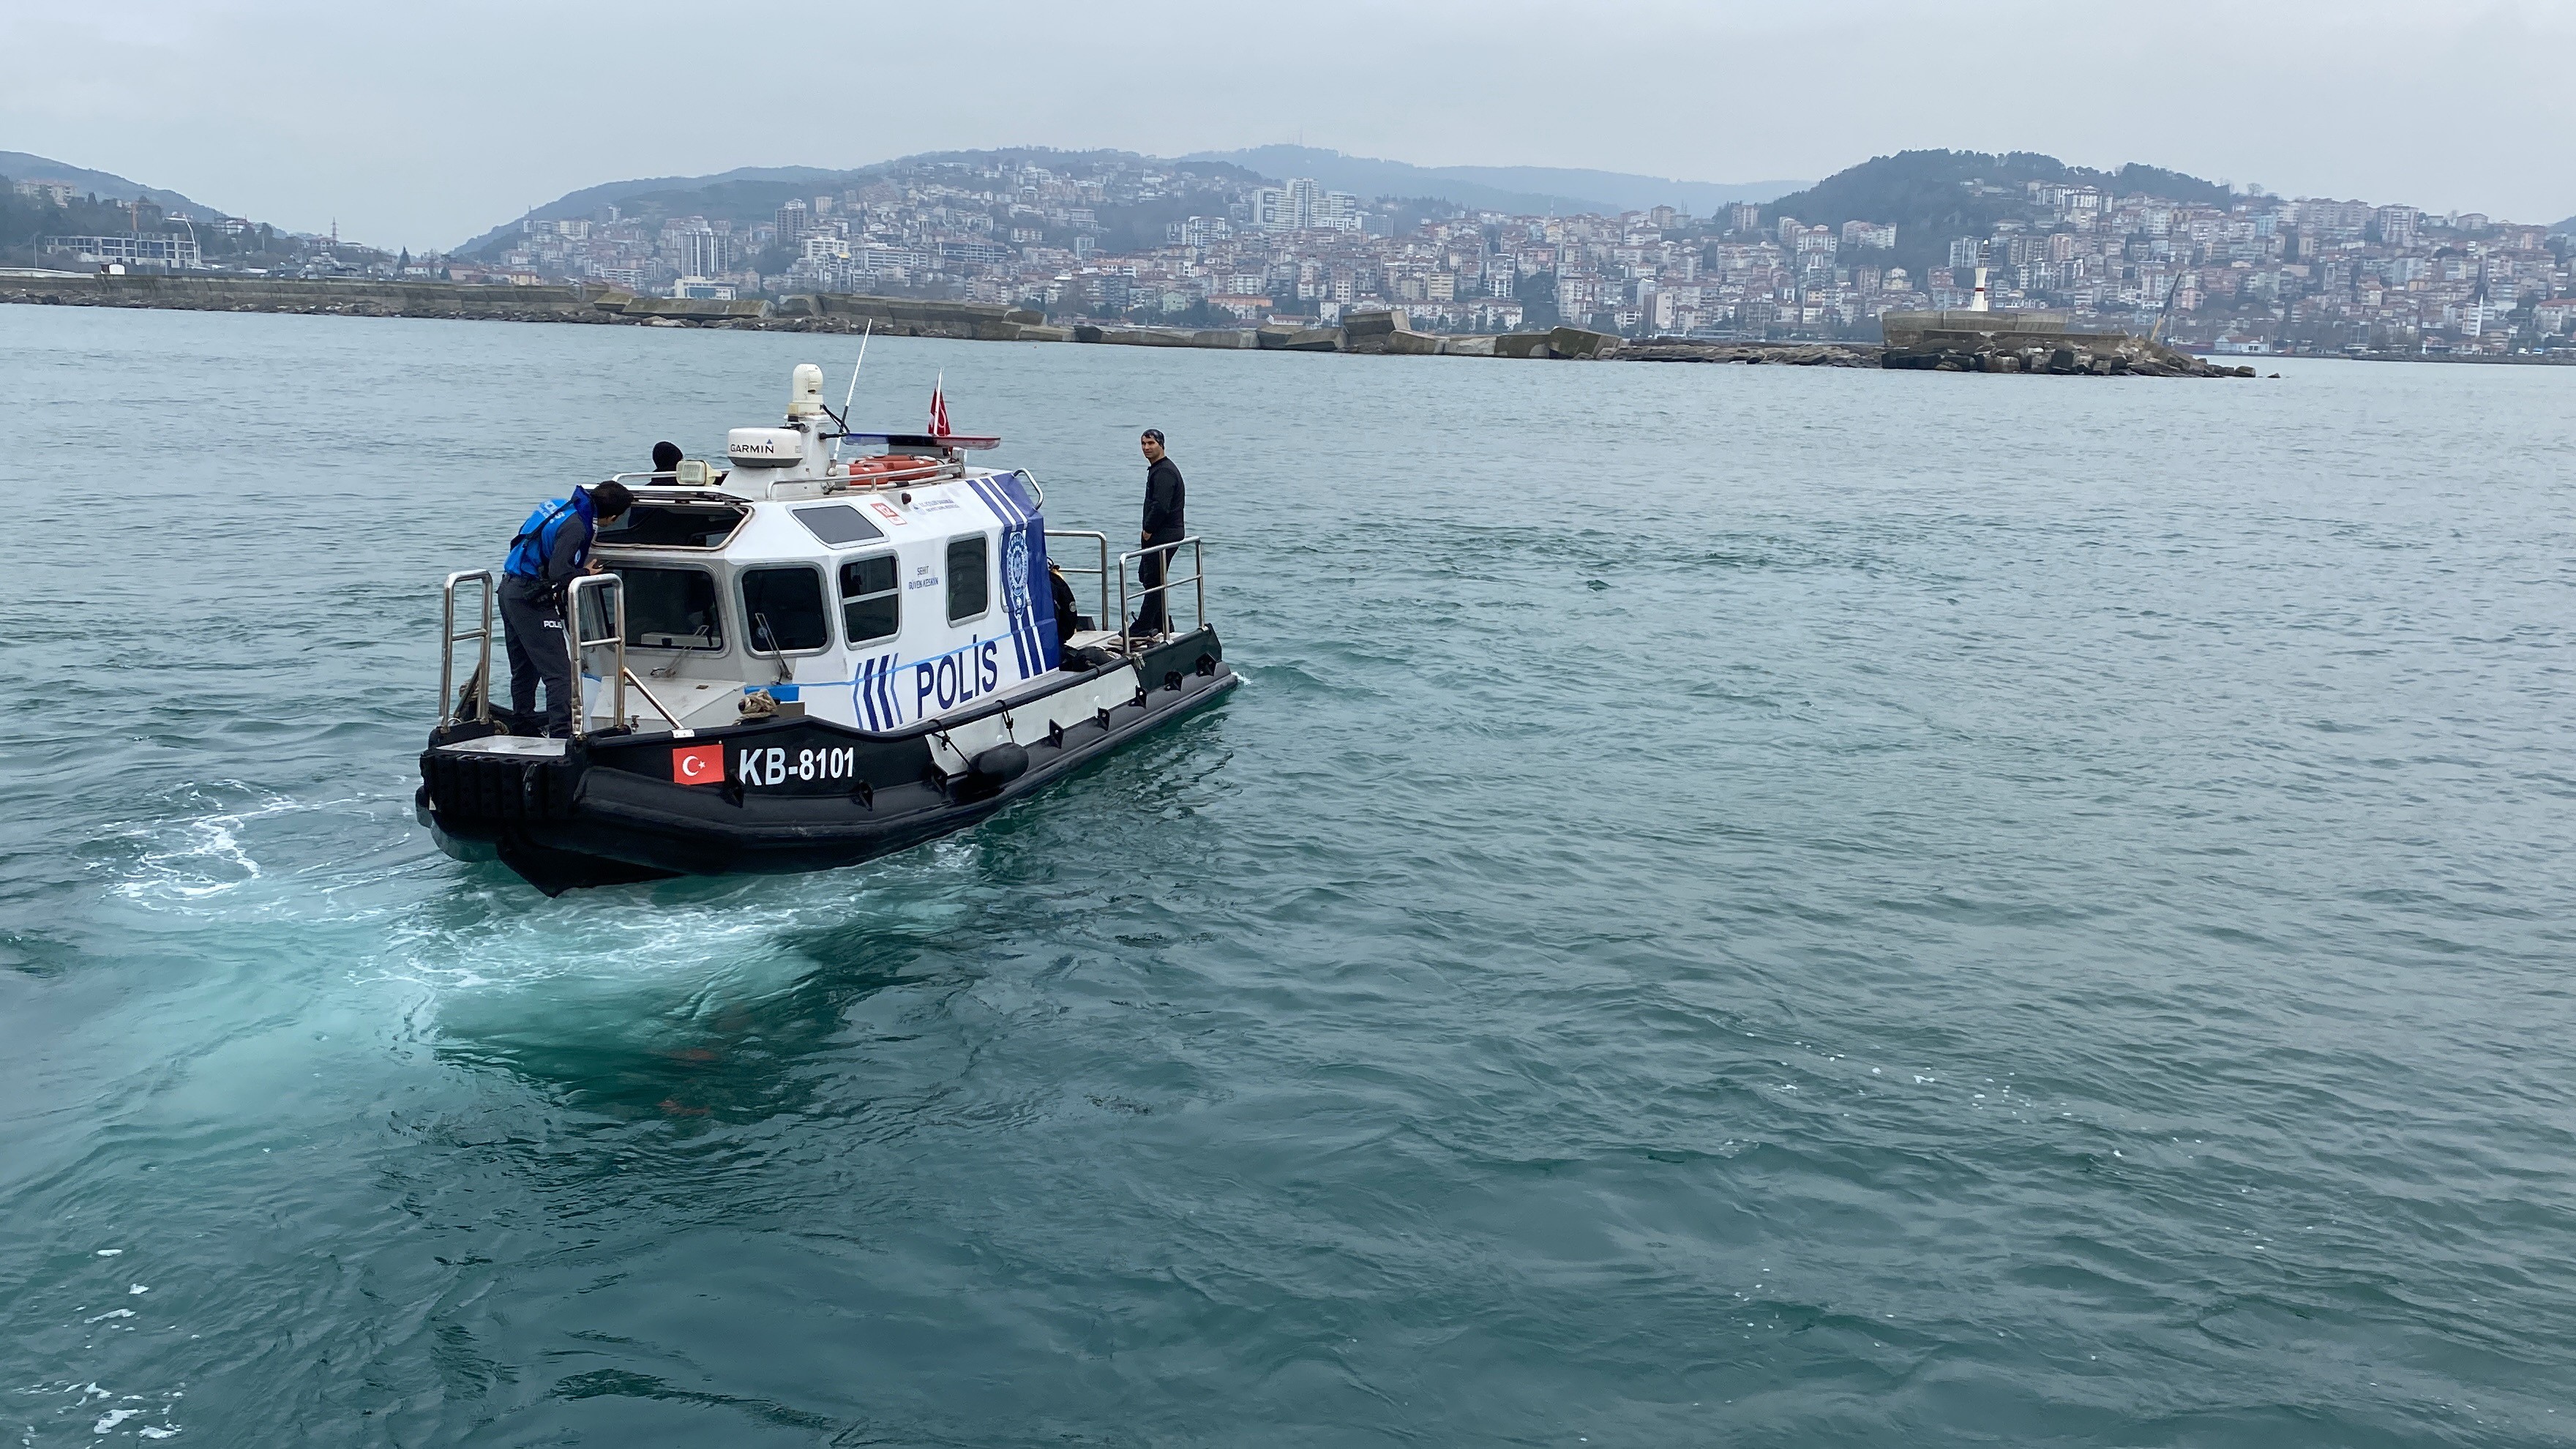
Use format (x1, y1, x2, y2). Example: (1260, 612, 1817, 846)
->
(503, 490, 598, 580)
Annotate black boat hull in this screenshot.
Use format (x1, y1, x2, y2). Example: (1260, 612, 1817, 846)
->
(417, 628, 1236, 894)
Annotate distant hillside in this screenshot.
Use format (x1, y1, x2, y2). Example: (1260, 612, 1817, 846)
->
(455, 148, 1273, 254)
(2556, 214, 2575, 235)
(452, 164, 852, 254)
(460, 145, 1796, 253)
(1762, 149, 2234, 275)
(0, 150, 223, 218)
(1183, 145, 1802, 217)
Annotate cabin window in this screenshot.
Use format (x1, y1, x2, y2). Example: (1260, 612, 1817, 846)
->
(596, 502, 746, 550)
(839, 554, 900, 645)
(610, 566, 722, 651)
(793, 503, 886, 548)
(946, 534, 989, 624)
(740, 566, 831, 654)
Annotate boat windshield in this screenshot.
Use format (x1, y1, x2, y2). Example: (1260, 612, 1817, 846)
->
(598, 501, 747, 550)
(610, 566, 724, 651)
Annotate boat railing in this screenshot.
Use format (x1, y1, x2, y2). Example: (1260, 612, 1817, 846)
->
(610, 460, 966, 495)
(1115, 537, 1208, 654)
(1045, 530, 1112, 629)
(438, 571, 495, 728)
(565, 572, 627, 741)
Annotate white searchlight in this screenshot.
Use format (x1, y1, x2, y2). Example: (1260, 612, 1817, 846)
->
(787, 362, 826, 419)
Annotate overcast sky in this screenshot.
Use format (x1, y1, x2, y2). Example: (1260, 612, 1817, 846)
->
(4, 0, 2570, 250)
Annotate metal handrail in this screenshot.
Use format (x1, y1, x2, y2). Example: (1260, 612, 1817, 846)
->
(1045, 529, 1112, 627)
(1114, 536, 1207, 654)
(438, 571, 495, 727)
(564, 572, 627, 741)
(621, 667, 688, 732)
(608, 463, 718, 487)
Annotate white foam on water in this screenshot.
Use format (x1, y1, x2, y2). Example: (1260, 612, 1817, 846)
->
(97, 784, 282, 897)
(363, 831, 992, 1009)
(94, 772, 996, 1042)
(89, 785, 471, 955)
(94, 785, 299, 905)
(21, 1382, 183, 1442)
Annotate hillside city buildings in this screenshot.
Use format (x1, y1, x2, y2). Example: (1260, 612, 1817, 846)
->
(471, 157, 2576, 356)
(17, 159, 2575, 356)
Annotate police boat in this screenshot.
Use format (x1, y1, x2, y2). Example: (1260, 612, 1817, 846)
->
(414, 363, 1236, 894)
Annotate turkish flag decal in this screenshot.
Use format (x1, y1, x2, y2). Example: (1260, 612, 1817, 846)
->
(671, 741, 724, 785)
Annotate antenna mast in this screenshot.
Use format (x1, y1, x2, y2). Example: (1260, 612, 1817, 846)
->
(828, 319, 874, 462)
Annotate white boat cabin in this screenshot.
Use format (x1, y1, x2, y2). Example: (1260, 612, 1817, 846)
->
(570, 364, 1147, 749)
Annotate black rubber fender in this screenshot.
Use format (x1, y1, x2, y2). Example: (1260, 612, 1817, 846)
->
(970, 742, 1030, 785)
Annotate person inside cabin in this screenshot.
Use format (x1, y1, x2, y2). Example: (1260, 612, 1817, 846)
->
(1049, 559, 1087, 663)
(651, 440, 683, 477)
(499, 480, 634, 737)
(1128, 428, 1186, 640)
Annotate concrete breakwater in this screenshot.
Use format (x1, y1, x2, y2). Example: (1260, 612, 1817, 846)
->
(0, 273, 1644, 360)
(1878, 309, 2256, 378)
(3, 275, 2237, 375)
(0, 272, 623, 323)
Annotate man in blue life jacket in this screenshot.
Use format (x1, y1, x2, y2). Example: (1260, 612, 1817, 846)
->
(500, 480, 633, 736)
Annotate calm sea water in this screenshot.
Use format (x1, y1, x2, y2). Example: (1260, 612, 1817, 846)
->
(4, 305, 2575, 1446)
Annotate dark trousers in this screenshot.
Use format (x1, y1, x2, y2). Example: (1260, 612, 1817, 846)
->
(1131, 531, 1183, 635)
(500, 576, 575, 734)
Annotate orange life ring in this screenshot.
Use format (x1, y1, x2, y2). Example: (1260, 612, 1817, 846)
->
(843, 454, 938, 478)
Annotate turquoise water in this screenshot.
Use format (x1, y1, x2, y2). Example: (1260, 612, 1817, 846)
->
(5, 305, 2575, 1445)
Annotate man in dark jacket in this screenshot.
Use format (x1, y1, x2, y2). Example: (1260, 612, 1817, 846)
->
(500, 480, 633, 735)
(1129, 428, 1186, 639)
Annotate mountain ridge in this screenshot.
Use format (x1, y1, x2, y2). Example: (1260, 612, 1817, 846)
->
(456, 146, 1804, 252)
(0, 150, 221, 218)
(1758, 149, 2238, 275)
(452, 164, 855, 254)
(1180, 145, 1802, 217)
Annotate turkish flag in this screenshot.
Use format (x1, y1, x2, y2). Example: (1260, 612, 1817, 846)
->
(671, 741, 724, 785)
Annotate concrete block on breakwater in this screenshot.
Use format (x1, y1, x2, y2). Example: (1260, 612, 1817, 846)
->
(1071, 324, 1191, 347)
(1547, 326, 1621, 359)
(1066, 323, 1267, 351)
(774, 293, 1055, 340)
(1622, 340, 1880, 367)
(604, 295, 775, 322)
(1340, 307, 1411, 354)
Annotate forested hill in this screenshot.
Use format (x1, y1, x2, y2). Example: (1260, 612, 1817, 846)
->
(455, 149, 1271, 256)
(0, 150, 218, 217)
(1763, 150, 2235, 275)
